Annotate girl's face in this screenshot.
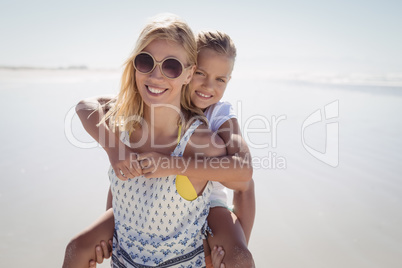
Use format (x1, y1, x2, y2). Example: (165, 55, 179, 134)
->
(135, 39, 194, 109)
(189, 48, 234, 110)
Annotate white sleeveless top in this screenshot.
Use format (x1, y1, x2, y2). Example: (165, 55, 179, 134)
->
(110, 120, 212, 267)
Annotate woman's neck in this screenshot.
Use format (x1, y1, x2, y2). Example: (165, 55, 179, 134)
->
(143, 104, 180, 137)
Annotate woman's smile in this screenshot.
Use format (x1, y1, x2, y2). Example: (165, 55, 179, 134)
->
(146, 85, 168, 95)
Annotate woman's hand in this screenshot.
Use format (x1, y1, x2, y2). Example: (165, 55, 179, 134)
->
(107, 140, 142, 180)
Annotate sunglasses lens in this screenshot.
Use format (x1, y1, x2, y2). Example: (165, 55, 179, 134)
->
(162, 58, 183, 78)
(134, 53, 154, 73)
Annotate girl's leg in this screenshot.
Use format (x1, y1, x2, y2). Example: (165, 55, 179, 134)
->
(63, 208, 114, 268)
(233, 179, 255, 243)
(206, 207, 255, 268)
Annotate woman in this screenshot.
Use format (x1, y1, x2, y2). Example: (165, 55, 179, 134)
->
(73, 30, 256, 268)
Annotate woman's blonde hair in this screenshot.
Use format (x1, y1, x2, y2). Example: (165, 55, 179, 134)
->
(100, 14, 206, 133)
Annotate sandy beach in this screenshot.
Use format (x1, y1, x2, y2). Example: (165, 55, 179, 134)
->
(0, 69, 401, 267)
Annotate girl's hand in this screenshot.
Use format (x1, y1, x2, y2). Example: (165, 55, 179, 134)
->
(211, 246, 226, 268)
(107, 140, 142, 180)
(137, 152, 176, 178)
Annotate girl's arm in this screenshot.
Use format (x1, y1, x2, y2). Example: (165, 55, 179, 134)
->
(78, 97, 252, 185)
(178, 124, 228, 194)
(139, 118, 253, 184)
(211, 117, 253, 185)
(76, 96, 142, 179)
(78, 97, 251, 184)
(75, 96, 115, 149)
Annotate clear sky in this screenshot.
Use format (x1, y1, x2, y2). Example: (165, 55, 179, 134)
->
(1, 0, 401, 73)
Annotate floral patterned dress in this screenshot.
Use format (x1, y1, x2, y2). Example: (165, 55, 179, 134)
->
(110, 120, 212, 268)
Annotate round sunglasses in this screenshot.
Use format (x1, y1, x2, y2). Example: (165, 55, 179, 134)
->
(133, 52, 191, 79)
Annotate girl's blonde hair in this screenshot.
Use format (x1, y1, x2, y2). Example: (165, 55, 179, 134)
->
(101, 14, 206, 133)
(196, 30, 237, 62)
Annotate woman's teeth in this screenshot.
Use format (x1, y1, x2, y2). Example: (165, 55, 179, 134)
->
(148, 86, 165, 94)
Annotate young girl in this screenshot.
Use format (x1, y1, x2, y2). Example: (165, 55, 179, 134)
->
(69, 30, 255, 268)
(63, 14, 234, 267)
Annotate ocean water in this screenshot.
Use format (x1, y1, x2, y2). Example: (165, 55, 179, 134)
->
(0, 69, 401, 267)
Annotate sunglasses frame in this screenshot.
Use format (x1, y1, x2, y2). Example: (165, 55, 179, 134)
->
(133, 51, 191, 79)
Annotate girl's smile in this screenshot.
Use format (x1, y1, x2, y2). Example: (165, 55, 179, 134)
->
(190, 48, 233, 109)
(195, 90, 213, 99)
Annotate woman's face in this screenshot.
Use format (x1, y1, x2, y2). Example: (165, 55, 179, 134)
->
(189, 48, 233, 110)
(135, 39, 194, 109)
